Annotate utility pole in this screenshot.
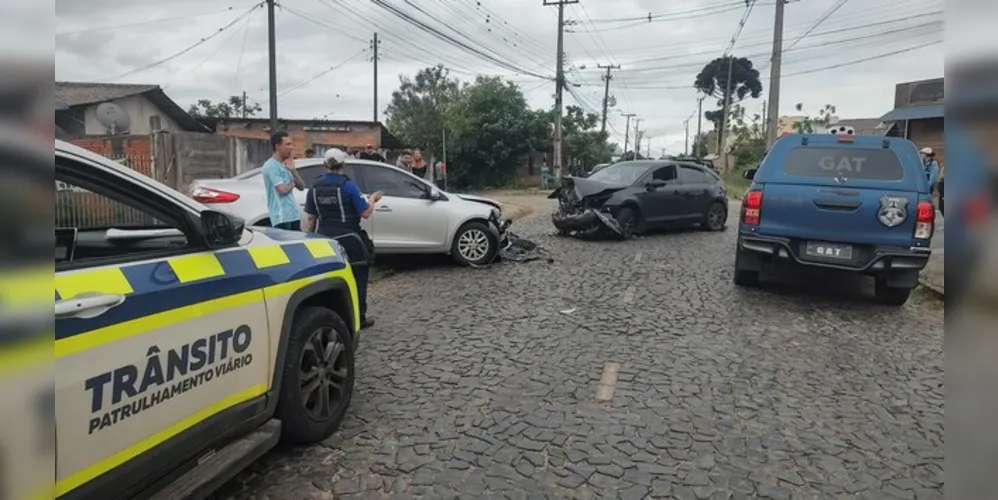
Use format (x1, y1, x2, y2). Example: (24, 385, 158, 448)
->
(545, 0, 578, 181)
(372, 33, 380, 122)
(266, 0, 278, 132)
(761, 100, 767, 139)
(621, 112, 635, 155)
(696, 96, 704, 157)
(684, 119, 690, 155)
(765, 0, 786, 147)
(645, 137, 651, 158)
(241, 90, 247, 119)
(634, 118, 643, 156)
(597, 63, 620, 135)
(719, 56, 735, 171)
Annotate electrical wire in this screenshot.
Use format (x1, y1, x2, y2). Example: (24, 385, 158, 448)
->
(230, 4, 254, 95)
(163, 9, 258, 90)
(56, 3, 259, 36)
(785, 0, 849, 52)
(272, 48, 369, 99)
(108, 3, 264, 82)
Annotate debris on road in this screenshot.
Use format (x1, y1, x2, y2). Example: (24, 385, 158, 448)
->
(559, 307, 577, 314)
(468, 230, 549, 268)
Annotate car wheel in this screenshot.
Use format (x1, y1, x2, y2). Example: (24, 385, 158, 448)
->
(615, 206, 639, 240)
(275, 307, 355, 444)
(702, 202, 727, 231)
(733, 249, 759, 287)
(874, 279, 912, 306)
(452, 221, 497, 266)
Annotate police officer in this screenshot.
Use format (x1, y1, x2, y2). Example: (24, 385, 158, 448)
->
(302, 148, 382, 329)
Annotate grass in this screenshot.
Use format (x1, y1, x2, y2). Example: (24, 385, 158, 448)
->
(723, 169, 751, 200)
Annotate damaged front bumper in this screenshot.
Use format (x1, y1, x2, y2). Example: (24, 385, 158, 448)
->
(552, 208, 624, 236)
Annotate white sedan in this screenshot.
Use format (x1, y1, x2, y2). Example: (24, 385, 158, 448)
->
(189, 158, 510, 266)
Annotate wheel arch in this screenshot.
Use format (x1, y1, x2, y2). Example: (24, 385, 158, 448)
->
(264, 277, 356, 417)
(445, 215, 493, 249)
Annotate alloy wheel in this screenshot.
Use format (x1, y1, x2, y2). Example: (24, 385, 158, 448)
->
(458, 228, 490, 262)
(299, 326, 349, 421)
(709, 204, 726, 229)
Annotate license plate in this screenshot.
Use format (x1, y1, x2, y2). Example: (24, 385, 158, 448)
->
(805, 241, 853, 260)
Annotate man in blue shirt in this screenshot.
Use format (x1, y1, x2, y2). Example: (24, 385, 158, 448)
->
(303, 148, 383, 329)
(920, 147, 941, 193)
(263, 131, 305, 230)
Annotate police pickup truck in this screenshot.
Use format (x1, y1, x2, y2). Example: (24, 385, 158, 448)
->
(735, 129, 935, 306)
(54, 140, 363, 499)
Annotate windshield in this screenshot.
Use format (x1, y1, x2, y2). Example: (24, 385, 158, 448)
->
(587, 161, 651, 186)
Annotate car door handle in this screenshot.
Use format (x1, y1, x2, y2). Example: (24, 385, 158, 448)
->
(376, 205, 392, 212)
(55, 293, 126, 320)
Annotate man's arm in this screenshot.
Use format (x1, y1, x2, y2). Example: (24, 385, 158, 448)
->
(285, 158, 306, 190)
(927, 162, 940, 187)
(302, 187, 317, 232)
(265, 164, 296, 196)
(343, 181, 378, 218)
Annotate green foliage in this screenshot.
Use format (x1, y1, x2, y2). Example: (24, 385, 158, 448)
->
(694, 56, 763, 131)
(188, 95, 261, 119)
(793, 103, 837, 133)
(728, 104, 767, 170)
(385, 64, 460, 157)
(444, 76, 549, 189)
(690, 132, 710, 158)
(619, 151, 645, 161)
(386, 65, 617, 189)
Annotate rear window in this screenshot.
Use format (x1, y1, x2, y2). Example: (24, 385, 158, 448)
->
(781, 148, 904, 181)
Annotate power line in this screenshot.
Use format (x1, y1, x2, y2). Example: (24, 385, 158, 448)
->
(56, 4, 258, 36)
(109, 3, 264, 82)
(784, 0, 849, 52)
(230, 4, 254, 95)
(369, 0, 553, 80)
(164, 9, 258, 90)
(274, 48, 369, 99)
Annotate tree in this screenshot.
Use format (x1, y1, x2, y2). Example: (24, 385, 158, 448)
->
(385, 65, 460, 158)
(792, 103, 837, 133)
(690, 132, 710, 158)
(694, 56, 763, 132)
(188, 95, 261, 119)
(619, 151, 645, 161)
(559, 105, 615, 174)
(444, 76, 549, 189)
(727, 104, 766, 169)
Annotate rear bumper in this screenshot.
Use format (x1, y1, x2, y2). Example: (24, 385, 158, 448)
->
(737, 233, 931, 273)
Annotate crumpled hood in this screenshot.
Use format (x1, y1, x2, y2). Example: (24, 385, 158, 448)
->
(547, 176, 626, 201)
(455, 193, 502, 209)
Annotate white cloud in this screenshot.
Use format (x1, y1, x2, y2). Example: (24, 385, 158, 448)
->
(55, 0, 944, 153)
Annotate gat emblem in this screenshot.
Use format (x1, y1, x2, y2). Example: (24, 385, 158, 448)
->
(877, 195, 908, 228)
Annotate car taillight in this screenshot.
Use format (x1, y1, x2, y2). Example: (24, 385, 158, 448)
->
(914, 200, 934, 239)
(742, 190, 763, 225)
(191, 186, 240, 204)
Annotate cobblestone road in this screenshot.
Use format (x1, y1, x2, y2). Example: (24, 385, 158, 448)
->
(219, 197, 944, 500)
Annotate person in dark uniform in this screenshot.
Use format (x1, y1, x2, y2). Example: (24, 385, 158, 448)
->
(302, 148, 383, 329)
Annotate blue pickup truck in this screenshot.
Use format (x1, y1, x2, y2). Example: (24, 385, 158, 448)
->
(735, 132, 935, 306)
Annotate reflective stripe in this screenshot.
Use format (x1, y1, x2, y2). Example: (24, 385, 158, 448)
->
(56, 267, 133, 299)
(247, 245, 291, 269)
(167, 253, 225, 283)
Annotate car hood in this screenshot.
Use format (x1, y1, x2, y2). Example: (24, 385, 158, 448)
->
(455, 193, 502, 209)
(547, 176, 627, 200)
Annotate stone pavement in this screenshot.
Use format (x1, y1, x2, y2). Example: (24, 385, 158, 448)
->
(218, 196, 944, 500)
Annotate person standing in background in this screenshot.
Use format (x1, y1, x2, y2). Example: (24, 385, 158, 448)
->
(920, 147, 940, 193)
(434, 160, 447, 190)
(410, 148, 427, 178)
(359, 144, 385, 162)
(396, 150, 413, 172)
(540, 157, 551, 190)
(304, 148, 316, 158)
(263, 131, 305, 230)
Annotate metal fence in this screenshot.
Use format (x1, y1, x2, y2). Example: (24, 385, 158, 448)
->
(56, 153, 162, 228)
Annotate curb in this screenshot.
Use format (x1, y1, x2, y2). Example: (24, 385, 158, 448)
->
(918, 276, 944, 299)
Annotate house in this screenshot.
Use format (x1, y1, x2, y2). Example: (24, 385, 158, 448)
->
(55, 82, 210, 137)
(880, 77, 944, 164)
(214, 118, 402, 159)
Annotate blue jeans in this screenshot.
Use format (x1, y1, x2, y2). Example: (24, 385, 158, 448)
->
(541, 176, 549, 189)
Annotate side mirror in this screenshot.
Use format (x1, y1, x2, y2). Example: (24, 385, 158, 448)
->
(743, 168, 758, 180)
(201, 210, 244, 247)
(428, 187, 445, 201)
(646, 179, 667, 189)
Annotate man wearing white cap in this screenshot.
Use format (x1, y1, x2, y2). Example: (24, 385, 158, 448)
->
(302, 148, 383, 329)
(920, 147, 941, 194)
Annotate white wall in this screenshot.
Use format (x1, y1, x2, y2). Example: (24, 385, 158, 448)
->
(83, 95, 183, 135)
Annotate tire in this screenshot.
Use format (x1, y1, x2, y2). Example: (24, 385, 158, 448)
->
(451, 221, 498, 266)
(274, 307, 355, 444)
(702, 201, 727, 231)
(733, 248, 760, 287)
(874, 279, 913, 306)
(615, 206, 639, 240)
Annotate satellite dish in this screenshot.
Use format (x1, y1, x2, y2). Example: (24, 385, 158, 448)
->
(607, 95, 617, 107)
(95, 102, 131, 135)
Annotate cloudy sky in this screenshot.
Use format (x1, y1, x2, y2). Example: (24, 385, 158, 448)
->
(55, 0, 948, 154)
